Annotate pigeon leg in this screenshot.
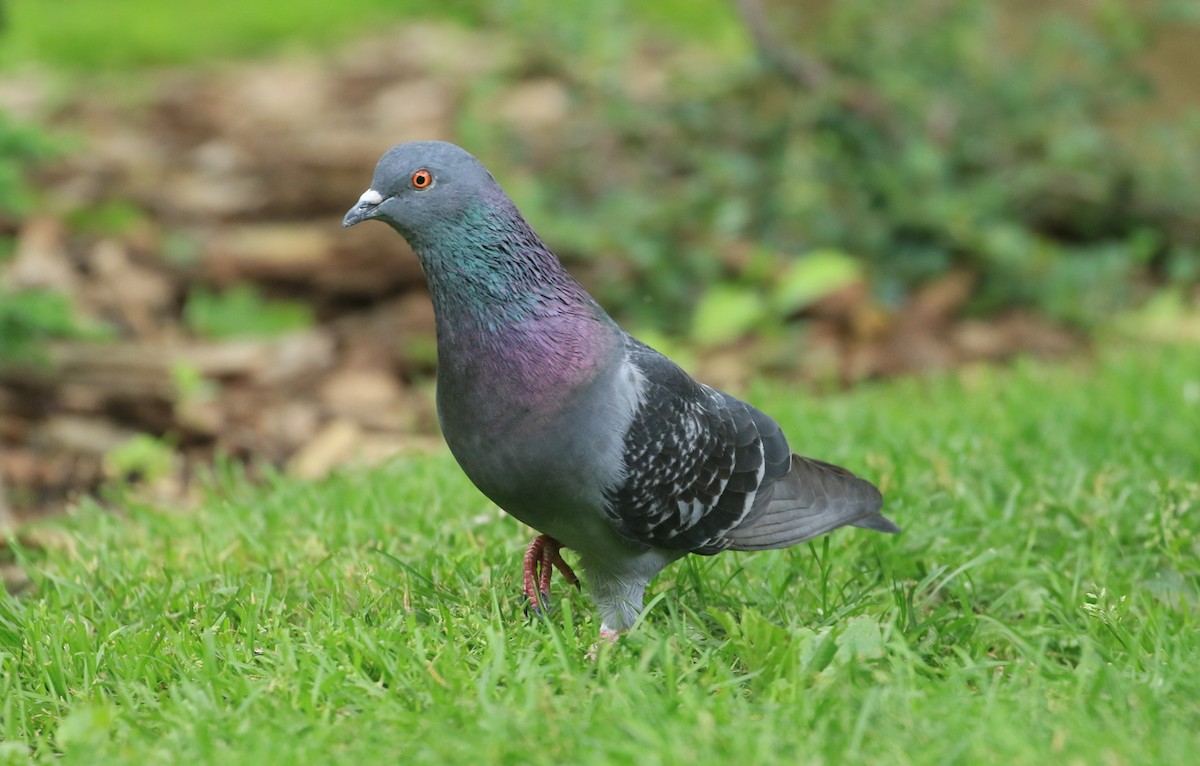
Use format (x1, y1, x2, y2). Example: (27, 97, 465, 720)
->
(543, 539, 580, 590)
(523, 535, 580, 613)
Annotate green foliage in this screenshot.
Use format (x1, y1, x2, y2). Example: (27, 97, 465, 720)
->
(792, 0, 1184, 322)
(1112, 286, 1200, 342)
(0, 111, 54, 218)
(170, 362, 218, 404)
(0, 289, 109, 364)
(470, 0, 1200, 333)
(773, 249, 862, 315)
(7, 0, 1192, 335)
(183, 284, 314, 340)
(1, 342, 1199, 763)
(103, 433, 176, 485)
(0, 0, 740, 71)
(0, 111, 79, 364)
(63, 200, 149, 237)
(691, 248, 863, 346)
(0, 0, 484, 70)
(691, 284, 767, 347)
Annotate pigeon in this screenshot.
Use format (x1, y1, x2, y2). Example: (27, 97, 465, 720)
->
(343, 141, 899, 639)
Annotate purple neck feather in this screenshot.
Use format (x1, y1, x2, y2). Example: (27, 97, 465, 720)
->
(409, 190, 621, 418)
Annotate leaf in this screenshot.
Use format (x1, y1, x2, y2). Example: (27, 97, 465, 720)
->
(834, 616, 885, 664)
(183, 284, 313, 340)
(772, 249, 863, 315)
(105, 433, 176, 484)
(691, 284, 766, 347)
(0, 288, 112, 365)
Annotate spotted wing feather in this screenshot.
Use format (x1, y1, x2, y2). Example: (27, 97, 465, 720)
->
(604, 337, 898, 555)
(603, 339, 774, 552)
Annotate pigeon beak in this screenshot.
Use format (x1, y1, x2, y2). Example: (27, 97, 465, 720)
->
(342, 189, 385, 228)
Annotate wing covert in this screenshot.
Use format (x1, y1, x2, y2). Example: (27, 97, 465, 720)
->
(603, 339, 769, 552)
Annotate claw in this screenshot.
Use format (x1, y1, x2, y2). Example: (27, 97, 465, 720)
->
(522, 535, 579, 615)
(523, 592, 553, 617)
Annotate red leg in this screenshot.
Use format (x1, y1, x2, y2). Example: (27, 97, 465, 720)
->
(522, 536, 545, 607)
(544, 542, 580, 589)
(522, 535, 580, 613)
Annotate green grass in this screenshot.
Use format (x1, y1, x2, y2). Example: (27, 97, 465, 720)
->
(0, 0, 463, 70)
(0, 0, 741, 71)
(2, 341, 1199, 764)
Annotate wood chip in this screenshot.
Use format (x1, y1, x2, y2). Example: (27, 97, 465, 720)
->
(287, 419, 363, 480)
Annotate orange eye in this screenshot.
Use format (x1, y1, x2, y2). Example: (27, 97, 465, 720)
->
(411, 169, 433, 189)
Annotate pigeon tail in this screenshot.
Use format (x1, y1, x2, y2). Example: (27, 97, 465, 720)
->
(723, 455, 897, 551)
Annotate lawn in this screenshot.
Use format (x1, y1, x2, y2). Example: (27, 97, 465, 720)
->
(1, 341, 1198, 764)
(0, 0, 742, 70)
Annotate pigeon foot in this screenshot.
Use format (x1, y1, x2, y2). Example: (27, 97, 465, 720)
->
(522, 534, 580, 613)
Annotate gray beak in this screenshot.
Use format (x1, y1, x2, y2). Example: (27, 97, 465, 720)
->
(342, 189, 385, 228)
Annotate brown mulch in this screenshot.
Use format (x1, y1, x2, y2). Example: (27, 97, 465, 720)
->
(0, 24, 1082, 525)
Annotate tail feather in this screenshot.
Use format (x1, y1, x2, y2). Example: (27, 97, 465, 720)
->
(724, 455, 898, 551)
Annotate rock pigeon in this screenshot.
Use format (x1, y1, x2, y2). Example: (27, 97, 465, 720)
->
(343, 141, 899, 639)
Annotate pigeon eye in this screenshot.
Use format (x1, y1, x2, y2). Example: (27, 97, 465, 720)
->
(411, 169, 433, 190)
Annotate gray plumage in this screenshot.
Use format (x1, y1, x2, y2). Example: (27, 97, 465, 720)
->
(344, 141, 899, 636)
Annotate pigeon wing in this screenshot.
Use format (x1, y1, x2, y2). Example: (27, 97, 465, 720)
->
(603, 339, 778, 552)
(605, 337, 897, 554)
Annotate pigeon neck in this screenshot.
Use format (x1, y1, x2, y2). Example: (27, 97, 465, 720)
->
(412, 200, 604, 332)
(410, 199, 621, 410)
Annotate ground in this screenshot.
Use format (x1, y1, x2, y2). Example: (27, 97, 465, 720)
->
(1, 8, 1199, 763)
(1, 341, 1197, 764)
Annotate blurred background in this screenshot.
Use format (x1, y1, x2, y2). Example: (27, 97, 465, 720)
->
(1, 0, 1198, 522)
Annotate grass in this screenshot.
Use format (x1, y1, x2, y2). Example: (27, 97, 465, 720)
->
(1, 341, 1198, 763)
(0, 0, 741, 71)
(0, 0, 467, 70)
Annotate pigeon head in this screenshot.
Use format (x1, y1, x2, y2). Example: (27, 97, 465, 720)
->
(343, 141, 600, 330)
(342, 141, 502, 244)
